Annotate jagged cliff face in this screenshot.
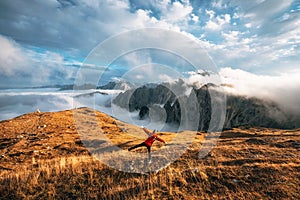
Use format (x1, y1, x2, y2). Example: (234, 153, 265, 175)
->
(224, 96, 293, 129)
(112, 84, 176, 112)
(112, 83, 295, 130)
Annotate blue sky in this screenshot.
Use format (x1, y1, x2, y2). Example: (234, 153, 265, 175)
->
(0, 0, 299, 87)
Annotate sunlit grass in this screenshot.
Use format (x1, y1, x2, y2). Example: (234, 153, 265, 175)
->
(0, 108, 299, 199)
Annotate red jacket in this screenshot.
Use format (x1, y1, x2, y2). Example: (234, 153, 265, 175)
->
(143, 128, 165, 147)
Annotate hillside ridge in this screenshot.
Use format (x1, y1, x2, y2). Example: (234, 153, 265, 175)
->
(0, 108, 299, 199)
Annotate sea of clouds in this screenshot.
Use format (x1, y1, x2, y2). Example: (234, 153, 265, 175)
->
(0, 88, 112, 121)
(1, 67, 300, 127)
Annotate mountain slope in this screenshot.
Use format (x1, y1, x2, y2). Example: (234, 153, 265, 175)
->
(0, 108, 299, 199)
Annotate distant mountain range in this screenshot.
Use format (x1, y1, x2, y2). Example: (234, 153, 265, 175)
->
(0, 80, 135, 91)
(112, 80, 296, 130)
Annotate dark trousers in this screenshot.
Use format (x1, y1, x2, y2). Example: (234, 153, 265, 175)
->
(128, 142, 151, 161)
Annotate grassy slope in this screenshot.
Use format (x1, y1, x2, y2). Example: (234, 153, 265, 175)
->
(0, 108, 299, 199)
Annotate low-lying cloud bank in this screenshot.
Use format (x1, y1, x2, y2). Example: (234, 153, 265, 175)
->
(0, 89, 114, 121)
(0, 90, 73, 121)
(218, 67, 300, 126)
(0, 89, 172, 131)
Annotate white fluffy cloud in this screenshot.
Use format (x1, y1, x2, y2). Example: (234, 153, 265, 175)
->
(205, 10, 231, 31)
(162, 1, 193, 24)
(0, 35, 76, 87)
(0, 36, 30, 76)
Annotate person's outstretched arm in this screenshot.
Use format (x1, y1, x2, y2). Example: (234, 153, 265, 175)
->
(142, 127, 153, 136)
(156, 136, 166, 144)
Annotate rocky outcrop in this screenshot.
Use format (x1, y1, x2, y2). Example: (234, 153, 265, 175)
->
(97, 81, 117, 90)
(97, 81, 134, 90)
(139, 106, 149, 119)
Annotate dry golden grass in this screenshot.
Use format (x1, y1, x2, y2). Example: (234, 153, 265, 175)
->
(0, 108, 299, 199)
